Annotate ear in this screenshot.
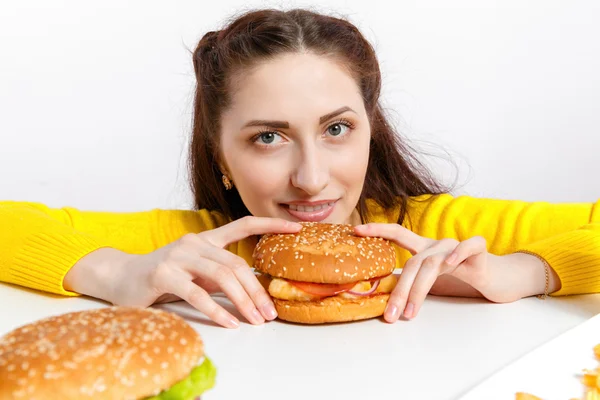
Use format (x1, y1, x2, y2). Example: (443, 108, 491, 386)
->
(219, 166, 230, 178)
(216, 158, 229, 176)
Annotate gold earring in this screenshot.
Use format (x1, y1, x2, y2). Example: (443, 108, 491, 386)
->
(222, 174, 233, 190)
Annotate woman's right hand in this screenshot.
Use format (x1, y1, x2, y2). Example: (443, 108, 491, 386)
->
(64, 216, 302, 328)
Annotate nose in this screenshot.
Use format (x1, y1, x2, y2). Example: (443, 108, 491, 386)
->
(290, 143, 329, 196)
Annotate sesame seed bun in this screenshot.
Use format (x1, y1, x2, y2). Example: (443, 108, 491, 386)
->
(274, 293, 391, 324)
(253, 222, 397, 324)
(0, 306, 207, 400)
(253, 222, 396, 283)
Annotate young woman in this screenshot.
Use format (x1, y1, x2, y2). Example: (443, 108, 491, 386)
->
(1, 9, 598, 328)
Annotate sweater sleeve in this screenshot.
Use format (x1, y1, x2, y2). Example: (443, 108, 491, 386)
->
(400, 194, 600, 296)
(517, 223, 600, 295)
(0, 201, 230, 296)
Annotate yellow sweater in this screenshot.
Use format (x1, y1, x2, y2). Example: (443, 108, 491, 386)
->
(1, 194, 599, 297)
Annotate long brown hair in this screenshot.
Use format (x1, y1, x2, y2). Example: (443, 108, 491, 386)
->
(189, 8, 448, 225)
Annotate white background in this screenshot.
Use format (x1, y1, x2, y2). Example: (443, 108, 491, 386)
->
(1, 0, 599, 212)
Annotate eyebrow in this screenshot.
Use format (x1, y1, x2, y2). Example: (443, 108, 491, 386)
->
(242, 106, 356, 129)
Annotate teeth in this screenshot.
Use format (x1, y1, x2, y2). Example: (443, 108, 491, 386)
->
(289, 202, 335, 212)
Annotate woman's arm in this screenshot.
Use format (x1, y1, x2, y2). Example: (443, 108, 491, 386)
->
(0, 201, 230, 296)
(428, 251, 561, 298)
(399, 194, 600, 296)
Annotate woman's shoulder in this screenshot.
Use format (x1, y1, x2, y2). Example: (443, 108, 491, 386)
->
(364, 192, 594, 223)
(365, 192, 600, 228)
(364, 193, 448, 224)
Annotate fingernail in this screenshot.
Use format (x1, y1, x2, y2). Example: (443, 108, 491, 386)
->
(404, 303, 415, 319)
(287, 221, 302, 229)
(251, 308, 265, 324)
(262, 303, 277, 320)
(227, 317, 240, 329)
(385, 304, 399, 321)
(446, 253, 458, 265)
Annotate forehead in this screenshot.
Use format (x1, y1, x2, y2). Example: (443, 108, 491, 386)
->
(225, 52, 364, 123)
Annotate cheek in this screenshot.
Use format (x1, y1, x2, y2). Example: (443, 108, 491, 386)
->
(228, 154, 288, 211)
(334, 135, 370, 188)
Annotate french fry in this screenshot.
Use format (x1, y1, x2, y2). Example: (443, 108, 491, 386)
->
(515, 393, 543, 400)
(594, 344, 600, 360)
(586, 388, 600, 400)
(582, 369, 598, 387)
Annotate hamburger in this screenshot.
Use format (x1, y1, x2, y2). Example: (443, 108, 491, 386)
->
(253, 221, 399, 324)
(0, 306, 216, 400)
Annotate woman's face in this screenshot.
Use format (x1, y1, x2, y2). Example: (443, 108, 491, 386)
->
(219, 52, 371, 225)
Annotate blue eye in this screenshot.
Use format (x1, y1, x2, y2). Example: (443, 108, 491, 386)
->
(327, 123, 348, 137)
(326, 119, 355, 138)
(254, 131, 282, 145)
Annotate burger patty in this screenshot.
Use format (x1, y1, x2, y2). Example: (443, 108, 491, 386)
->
(258, 274, 398, 301)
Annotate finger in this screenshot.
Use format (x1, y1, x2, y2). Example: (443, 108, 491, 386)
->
(404, 254, 447, 319)
(194, 259, 266, 325)
(206, 216, 303, 248)
(232, 265, 278, 320)
(201, 247, 277, 321)
(444, 236, 487, 266)
(384, 253, 425, 322)
(383, 240, 453, 322)
(354, 223, 432, 255)
(165, 275, 240, 329)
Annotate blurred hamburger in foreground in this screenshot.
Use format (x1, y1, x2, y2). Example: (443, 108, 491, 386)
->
(254, 222, 399, 324)
(0, 306, 216, 400)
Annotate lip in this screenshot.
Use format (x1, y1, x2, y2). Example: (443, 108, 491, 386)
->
(284, 199, 337, 206)
(280, 200, 337, 222)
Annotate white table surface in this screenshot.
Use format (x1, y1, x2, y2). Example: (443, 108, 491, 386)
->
(460, 312, 600, 399)
(2, 282, 600, 400)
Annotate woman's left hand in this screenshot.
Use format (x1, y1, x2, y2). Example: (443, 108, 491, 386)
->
(354, 223, 553, 323)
